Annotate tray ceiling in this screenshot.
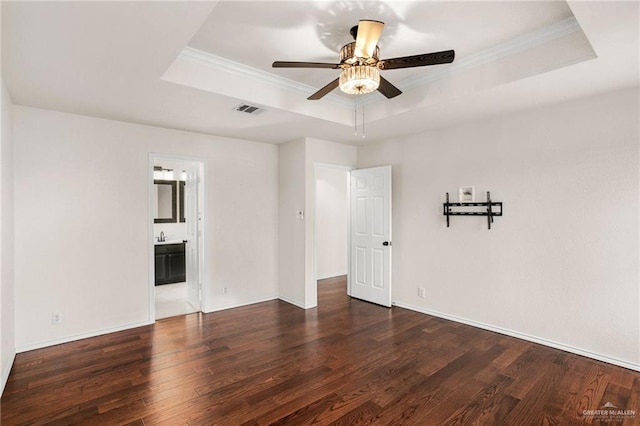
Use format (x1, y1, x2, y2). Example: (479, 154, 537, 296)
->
(2, 1, 638, 144)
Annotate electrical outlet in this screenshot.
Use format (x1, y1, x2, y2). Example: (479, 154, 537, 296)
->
(51, 313, 62, 325)
(418, 288, 426, 298)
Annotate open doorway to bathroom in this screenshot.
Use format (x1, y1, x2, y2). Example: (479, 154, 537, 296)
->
(149, 154, 205, 320)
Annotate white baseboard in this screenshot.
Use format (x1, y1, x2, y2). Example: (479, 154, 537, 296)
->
(277, 295, 312, 309)
(16, 296, 282, 353)
(1, 349, 16, 396)
(16, 320, 150, 353)
(394, 301, 640, 372)
(204, 295, 279, 313)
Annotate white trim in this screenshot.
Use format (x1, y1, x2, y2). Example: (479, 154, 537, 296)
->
(16, 321, 150, 353)
(198, 161, 208, 312)
(205, 295, 280, 313)
(396, 17, 583, 95)
(0, 350, 16, 395)
(394, 301, 640, 372)
(179, 47, 351, 107)
(148, 153, 207, 319)
(313, 163, 353, 302)
(180, 17, 582, 109)
(147, 156, 156, 323)
(314, 162, 355, 170)
(346, 168, 352, 298)
(277, 295, 310, 310)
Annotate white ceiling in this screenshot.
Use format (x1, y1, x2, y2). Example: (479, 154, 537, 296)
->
(2, 1, 638, 145)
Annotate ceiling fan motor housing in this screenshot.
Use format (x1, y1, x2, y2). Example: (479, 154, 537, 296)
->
(340, 42, 380, 66)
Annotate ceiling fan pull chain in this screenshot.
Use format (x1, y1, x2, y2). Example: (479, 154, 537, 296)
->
(362, 101, 366, 138)
(354, 100, 358, 136)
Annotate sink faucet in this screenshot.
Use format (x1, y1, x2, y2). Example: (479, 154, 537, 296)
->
(158, 231, 165, 242)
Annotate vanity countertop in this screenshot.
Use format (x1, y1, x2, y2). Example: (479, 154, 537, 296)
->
(155, 239, 185, 246)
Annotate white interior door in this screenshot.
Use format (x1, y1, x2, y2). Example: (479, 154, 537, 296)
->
(349, 165, 392, 307)
(184, 164, 201, 310)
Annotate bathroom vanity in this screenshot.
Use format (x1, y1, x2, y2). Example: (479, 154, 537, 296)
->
(154, 242, 186, 285)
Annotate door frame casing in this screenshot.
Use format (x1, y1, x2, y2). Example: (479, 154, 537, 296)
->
(148, 153, 206, 323)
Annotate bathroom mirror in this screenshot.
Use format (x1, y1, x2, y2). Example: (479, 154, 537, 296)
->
(154, 180, 177, 223)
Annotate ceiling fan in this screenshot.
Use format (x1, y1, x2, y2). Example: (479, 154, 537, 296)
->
(272, 20, 455, 100)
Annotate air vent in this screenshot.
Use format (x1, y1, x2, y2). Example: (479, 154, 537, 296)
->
(234, 104, 265, 115)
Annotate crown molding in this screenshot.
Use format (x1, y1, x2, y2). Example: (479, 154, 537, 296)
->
(178, 16, 583, 108)
(394, 16, 584, 96)
(178, 46, 353, 107)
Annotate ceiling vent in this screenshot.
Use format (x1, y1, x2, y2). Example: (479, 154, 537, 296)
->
(234, 103, 265, 115)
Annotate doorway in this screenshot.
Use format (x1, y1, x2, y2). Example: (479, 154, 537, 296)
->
(313, 164, 393, 308)
(149, 154, 205, 321)
(314, 164, 351, 304)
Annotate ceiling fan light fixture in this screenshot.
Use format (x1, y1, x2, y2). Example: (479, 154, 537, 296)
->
(272, 19, 453, 101)
(339, 65, 380, 95)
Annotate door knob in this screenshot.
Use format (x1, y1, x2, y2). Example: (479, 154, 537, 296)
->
(383, 241, 391, 246)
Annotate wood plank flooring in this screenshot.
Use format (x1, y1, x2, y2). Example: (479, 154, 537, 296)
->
(1, 276, 639, 425)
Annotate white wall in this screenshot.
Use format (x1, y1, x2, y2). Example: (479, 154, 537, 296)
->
(315, 166, 348, 280)
(13, 106, 279, 350)
(357, 87, 640, 370)
(0, 79, 16, 394)
(278, 139, 306, 308)
(278, 138, 356, 308)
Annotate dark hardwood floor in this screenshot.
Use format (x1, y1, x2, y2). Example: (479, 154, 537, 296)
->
(1, 276, 638, 425)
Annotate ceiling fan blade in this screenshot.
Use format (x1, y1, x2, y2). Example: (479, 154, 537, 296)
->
(379, 50, 455, 70)
(273, 61, 340, 69)
(354, 20, 384, 58)
(307, 78, 340, 100)
(377, 76, 402, 99)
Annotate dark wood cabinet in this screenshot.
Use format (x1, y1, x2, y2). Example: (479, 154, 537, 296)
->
(155, 243, 186, 285)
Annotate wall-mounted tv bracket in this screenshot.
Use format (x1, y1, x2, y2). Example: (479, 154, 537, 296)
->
(443, 191, 503, 229)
